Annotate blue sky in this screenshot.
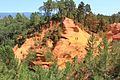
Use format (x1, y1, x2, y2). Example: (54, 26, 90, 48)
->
(80, 0, 120, 15)
(0, 0, 120, 15)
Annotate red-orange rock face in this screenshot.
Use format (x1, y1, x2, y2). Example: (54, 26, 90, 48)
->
(53, 18, 91, 69)
(107, 23, 120, 41)
(13, 18, 101, 69)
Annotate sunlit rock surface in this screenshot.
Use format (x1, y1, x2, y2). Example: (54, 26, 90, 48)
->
(53, 18, 90, 69)
(13, 18, 92, 69)
(107, 23, 120, 41)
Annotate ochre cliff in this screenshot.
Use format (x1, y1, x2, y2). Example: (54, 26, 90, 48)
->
(107, 23, 120, 41)
(13, 18, 92, 69)
(53, 18, 90, 69)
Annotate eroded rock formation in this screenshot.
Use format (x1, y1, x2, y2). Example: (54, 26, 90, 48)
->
(13, 18, 93, 69)
(107, 23, 120, 41)
(53, 18, 90, 69)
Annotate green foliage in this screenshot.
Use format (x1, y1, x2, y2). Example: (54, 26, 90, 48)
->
(86, 33, 96, 53)
(0, 45, 18, 69)
(75, 37, 120, 80)
(0, 48, 37, 80)
(76, 1, 85, 23)
(110, 12, 120, 23)
(0, 45, 17, 80)
(45, 51, 53, 61)
(43, 26, 62, 46)
(30, 12, 41, 32)
(39, 0, 55, 22)
(38, 0, 114, 33)
(39, 0, 76, 21)
(97, 14, 109, 32)
(30, 12, 41, 26)
(64, 0, 76, 19)
(0, 12, 42, 46)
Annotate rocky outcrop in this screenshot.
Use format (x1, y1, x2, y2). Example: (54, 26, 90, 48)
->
(13, 38, 35, 63)
(13, 18, 92, 69)
(53, 18, 90, 69)
(107, 23, 120, 41)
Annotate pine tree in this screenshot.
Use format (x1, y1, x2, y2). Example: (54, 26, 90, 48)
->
(77, 1, 85, 23)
